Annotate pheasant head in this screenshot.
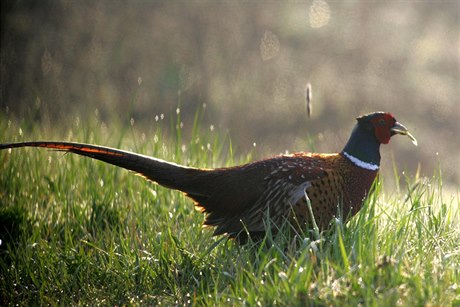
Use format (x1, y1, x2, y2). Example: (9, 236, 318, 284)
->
(341, 112, 417, 170)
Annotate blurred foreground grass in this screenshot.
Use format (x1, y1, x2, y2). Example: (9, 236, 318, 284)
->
(0, 111, 459, 305)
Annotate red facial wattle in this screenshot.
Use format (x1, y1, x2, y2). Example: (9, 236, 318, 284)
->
(370, 114, 395, 144)
(375, 126, 391, 144)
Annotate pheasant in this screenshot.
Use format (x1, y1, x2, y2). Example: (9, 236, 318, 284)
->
(0, 112, 416, 242)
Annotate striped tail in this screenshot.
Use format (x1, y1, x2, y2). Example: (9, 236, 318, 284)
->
(0, 141, 204, 191)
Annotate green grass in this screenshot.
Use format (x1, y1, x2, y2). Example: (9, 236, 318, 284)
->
(0, 111, 459, 306)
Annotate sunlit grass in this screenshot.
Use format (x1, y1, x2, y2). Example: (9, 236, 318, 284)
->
(0, 110, 459, 305)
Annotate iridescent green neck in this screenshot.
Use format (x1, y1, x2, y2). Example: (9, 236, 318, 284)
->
(342, 125, 380, 170)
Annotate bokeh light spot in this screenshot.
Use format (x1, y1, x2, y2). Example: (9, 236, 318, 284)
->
(309, 0, 331, 28)
(260, 30, 280, 61)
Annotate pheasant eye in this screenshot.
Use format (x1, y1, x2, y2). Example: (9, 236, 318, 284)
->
(378, 119, 385, 125)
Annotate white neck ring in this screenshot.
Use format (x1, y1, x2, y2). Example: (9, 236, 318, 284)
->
(343, 152, 380, 171)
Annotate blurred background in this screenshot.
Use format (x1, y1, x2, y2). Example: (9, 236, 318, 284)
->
(1, 0, 459, 190)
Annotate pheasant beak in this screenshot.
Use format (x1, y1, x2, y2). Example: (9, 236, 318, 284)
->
(391, 122, 418, 146)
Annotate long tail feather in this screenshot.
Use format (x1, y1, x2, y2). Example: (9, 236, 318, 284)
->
(1, 141, 270, 236)
(0, 141, 203, 190)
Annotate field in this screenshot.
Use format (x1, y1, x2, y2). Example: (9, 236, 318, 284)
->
(1, 112, 459, 306)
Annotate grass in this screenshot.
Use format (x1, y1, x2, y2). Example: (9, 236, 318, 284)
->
(0, 109, 459, 306)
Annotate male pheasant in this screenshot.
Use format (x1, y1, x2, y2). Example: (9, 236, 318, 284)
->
(0, 112, 416, 242)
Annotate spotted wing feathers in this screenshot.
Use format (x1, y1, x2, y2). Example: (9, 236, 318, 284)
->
(208, 153, 345, 236)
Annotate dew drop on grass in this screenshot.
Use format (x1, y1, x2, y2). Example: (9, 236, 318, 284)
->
(278, 272, 288, 280)
(334, 217, 342, 226)
(310, 241, 318, 253)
